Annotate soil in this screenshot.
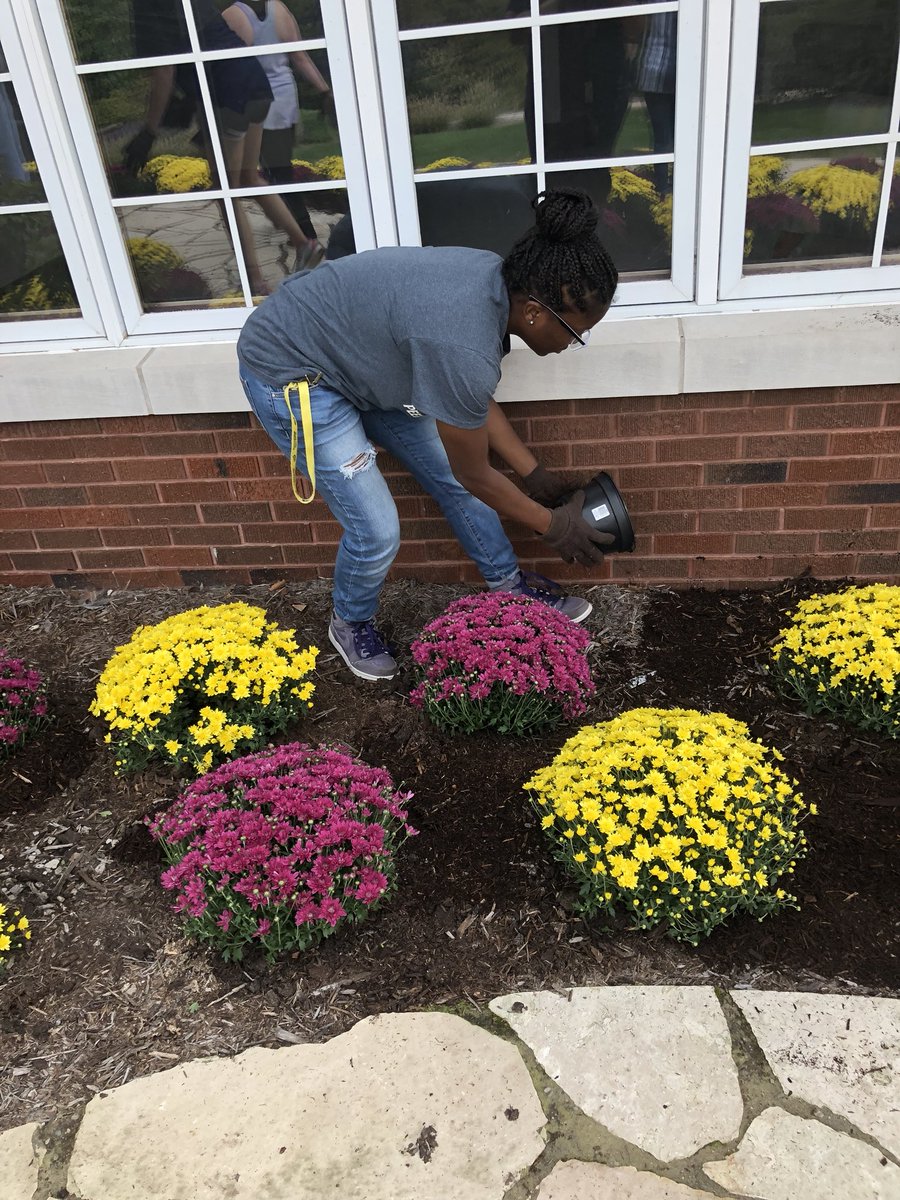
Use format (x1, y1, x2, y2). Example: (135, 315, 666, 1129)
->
(1, 576, 898, 1132)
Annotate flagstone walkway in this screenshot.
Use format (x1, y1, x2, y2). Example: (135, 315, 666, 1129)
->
(2, 987, 897, 1200)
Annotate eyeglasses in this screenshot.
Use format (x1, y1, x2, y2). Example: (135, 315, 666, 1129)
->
(527, 294, 590, 348)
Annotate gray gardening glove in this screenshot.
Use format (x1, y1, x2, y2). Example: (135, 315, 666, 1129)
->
(542, 490, 615, 567)
(522, 463, 574, 507)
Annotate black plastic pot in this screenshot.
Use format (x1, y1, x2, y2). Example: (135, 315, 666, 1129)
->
(579, 471, 635, 553)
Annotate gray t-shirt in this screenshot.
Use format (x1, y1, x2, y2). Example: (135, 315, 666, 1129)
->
(237, 246, 510, 430)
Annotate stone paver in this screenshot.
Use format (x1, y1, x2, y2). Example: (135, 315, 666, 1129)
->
(0, 1121, 40, 1200)
(732, 990, 899, 1156)
(67, 1011, 545, 1200)
(703, 1107, 900, 1200)
(537, 1161, 718, 1198)
(490, 986, 743, 1162)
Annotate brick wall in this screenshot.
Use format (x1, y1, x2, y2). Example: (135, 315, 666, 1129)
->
(1, 384, 898, 589)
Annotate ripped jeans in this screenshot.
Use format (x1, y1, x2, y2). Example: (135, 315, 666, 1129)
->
(238, 365, 519, 622)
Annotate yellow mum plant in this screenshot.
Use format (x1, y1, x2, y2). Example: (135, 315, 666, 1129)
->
(90, 603, 318, 774)
(784, 163, 881, 223)
(0, 900, 31, 970)
(525, 707, 812, 944)
(313, 155, 345, 179)
(772, 585, 900, 738)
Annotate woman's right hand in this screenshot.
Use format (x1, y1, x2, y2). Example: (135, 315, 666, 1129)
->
(542, 490, 614, 566)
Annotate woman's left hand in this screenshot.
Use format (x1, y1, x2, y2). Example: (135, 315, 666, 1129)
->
(522, 464, 574, 507)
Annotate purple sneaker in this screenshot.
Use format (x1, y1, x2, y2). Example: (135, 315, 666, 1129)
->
(494, 570, 592, 624)
(328, 612, 397, 681)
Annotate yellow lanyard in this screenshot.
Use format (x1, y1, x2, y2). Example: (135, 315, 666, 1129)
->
(283, 379, 316, 504)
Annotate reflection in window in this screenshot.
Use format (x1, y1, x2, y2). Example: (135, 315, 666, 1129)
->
(402, 32, 530, 170)
(236, 185, 348, 299)
(743, 150, 885, 271)
(882, 162, 900, 261)
(0, 81, 46, 204)
(548, 166, 672, 278)
(415, 174, 536, 257)
(0, 212, 80, 320)
(753, 0, 900, 145)
(117, 199, 244, 310)
(397, 0, 663, 30)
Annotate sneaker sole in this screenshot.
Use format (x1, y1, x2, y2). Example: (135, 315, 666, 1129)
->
(566, 601, 592, 624)
(328, 626, 397, 681)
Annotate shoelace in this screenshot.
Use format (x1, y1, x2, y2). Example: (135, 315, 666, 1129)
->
(349, 620, 392, 660)
(515, 571, 566, 605)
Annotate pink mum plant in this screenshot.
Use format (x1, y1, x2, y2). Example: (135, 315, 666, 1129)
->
(148, 742, 416, 962)
(410, 590, 595, 736)
(0, 650, 48, 755)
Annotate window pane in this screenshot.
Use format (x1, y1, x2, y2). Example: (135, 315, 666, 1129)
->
(397, 0, 664, 29)
(415, 174, 537, 256)
(401, 32, 530, 170)
(117, 199, 243, 310)
(236, 185, 346, 299)
(62, 1, 325, 65)
(547, 165, 672, 278)
(0, 82, 46, 203)
(0, 212, 80, 320)
(883, 161, 900, 261)
(752, 0, 900, 145)
(541, 12, 676, 162)
(81, 67, 221, 198)
(743, 149, 885, 272)
(204, 48, 340, 189)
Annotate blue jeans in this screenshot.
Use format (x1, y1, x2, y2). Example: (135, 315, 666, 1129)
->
(239, 365, 519, 622)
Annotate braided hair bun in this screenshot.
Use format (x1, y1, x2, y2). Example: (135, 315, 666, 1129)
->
(503, 187, 617, 312)
(533, 188, 599, 244)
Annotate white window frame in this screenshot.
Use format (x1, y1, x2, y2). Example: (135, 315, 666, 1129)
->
(35, 0, 380, 339)
(719, 0, 900, 301)
(372, 0, 704, 306)
(0, 0, 113, 346)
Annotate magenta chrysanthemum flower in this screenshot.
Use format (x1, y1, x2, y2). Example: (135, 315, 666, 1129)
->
(0, 650, 48, 758)
(148, 743, 416, 962)
(409, 591, 595, 735)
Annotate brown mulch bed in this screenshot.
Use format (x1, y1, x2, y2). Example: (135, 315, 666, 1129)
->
(1, 576, 898, 1132)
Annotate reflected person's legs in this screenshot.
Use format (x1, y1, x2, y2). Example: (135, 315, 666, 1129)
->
(260, 126, 318, 240)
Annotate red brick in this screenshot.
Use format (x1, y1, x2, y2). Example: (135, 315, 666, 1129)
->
(691, 556, 774, 579)
(216, 429, 275, 453)
(657, 486, 741, 511)
(530, 415, 616, 442)
(793, 403, 884, 430)
(0, 507, 62, 529)
(839, 383, 898, 404)
(788, 457, 877, 482)
(655, 436, 740, 463)
(142, 432, 217, 456)
(885, 402, 900, 426)
(609, 556, 691, 579)
(0, 420, 32, 436)
(258, 454, 290, 478)
(43, 460, 115, 484)
(572, 439, 655, 467)
(180, 568, 252, 586)
(634, 511, 698, 534)
(870, 505, 900, 527)
(243, 522, 310, 544)
(734, 532, 817, 554)
(36, 527, 103, 549)
(2, 435, 145, 461)
(215, 545, 284, 566)
(203, 502, 271, 523)
(819, 529, 899, 552)
(133, 504, 198, 526)
(186, 455, 260, 479)
(0, 463, 45, 485)
(617, 464, 703, 488)
(530, 443, 571, 467)
(392, 518, 450, 540)
(749, 386, 838, 406)
(77, 548, 145, 570)
(615, 489, 654, 514)
(703, 407, 791, 434)
(618, 410, 701, 437)
(856, 552, 900, 576)
(574, 395, 659, 413)
(0, 571, 52, 586)
(742, 484, 826, 508)
(11, 550, 77, 571)
(662, 391, 750, 410)
(249, 566, 319, 584)
(0, 553, 11, 572)
(175, 413, 251, 431)
(20, 486, 88, 507)
(102, 526, 171, 547)
(88, 483, 159, 505)
(0, 488, 21, 508)
(113, 568, 184, 588)
(160, 480, 233, 503)
(655, 534, 734, 555)
(743, 433, 828, 459)
(877, 456, 900, 480)
(28, 417, 103, 435)
(115, 458, 187, 481)
(783, 507, 859, 530)
(231, 479, 293, 502)
(144, 546, 214, 567)
(284, 543, 345, 564)
(831, 430, 900, 455)
(390, 564, 464, 583)
(100, 415, 175, 434)
(171, 525, 241, 545)
(60, 505, 131, 527)
(310, 519, 343, 542)
(771, 554, 855, 578)
(699, 509, 780, 532)
(0, 530, 36, 550)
